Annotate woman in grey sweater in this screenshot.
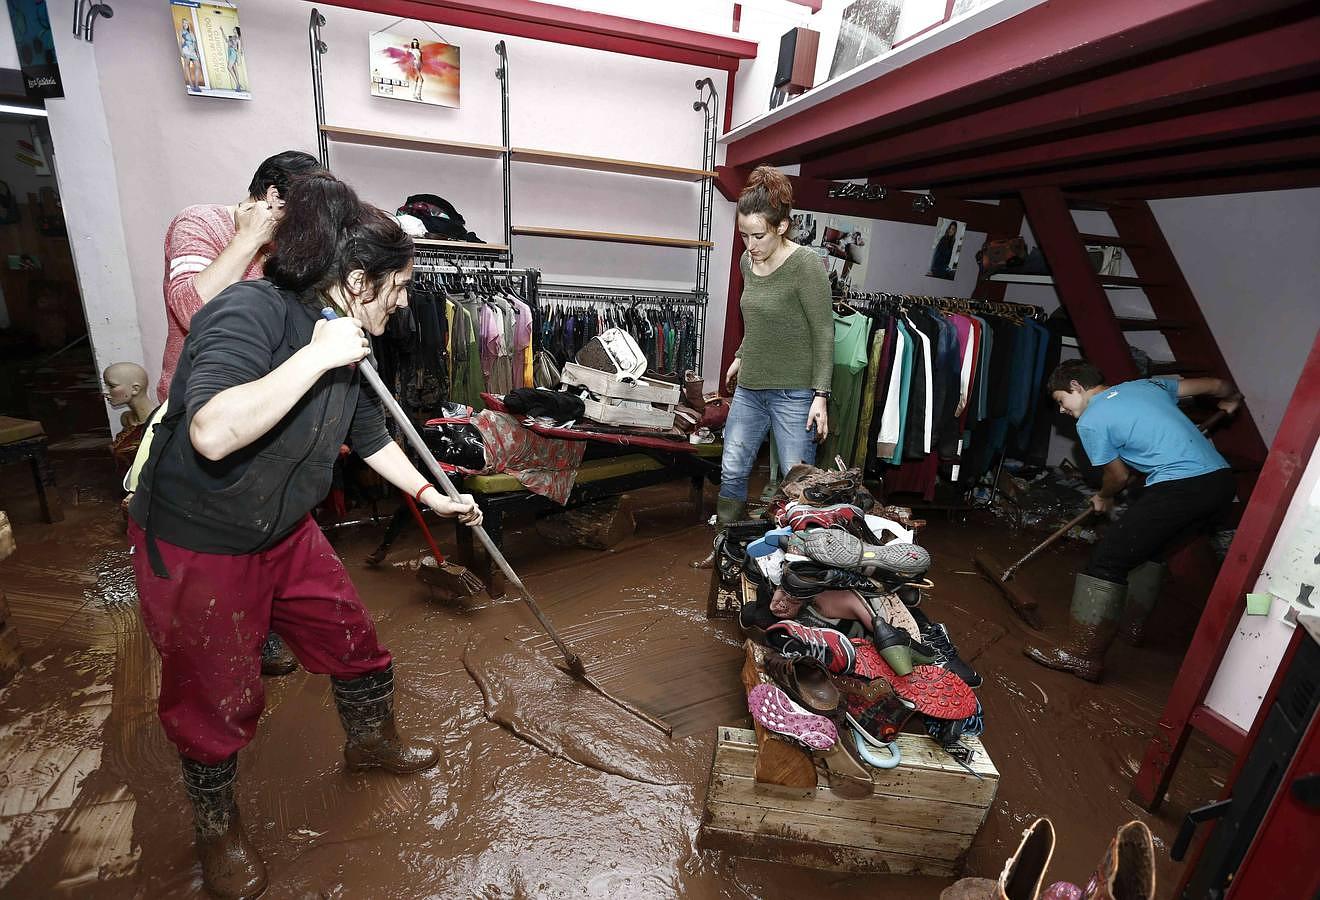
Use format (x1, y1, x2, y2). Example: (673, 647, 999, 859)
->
(719, 166, 834, 523)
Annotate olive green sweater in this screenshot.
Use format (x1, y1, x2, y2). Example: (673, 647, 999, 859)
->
(735, 246, 833, 391)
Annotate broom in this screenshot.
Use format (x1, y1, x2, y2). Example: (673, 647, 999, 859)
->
(976, 406, 1236, 627)
(402, 491, 485, 600)
(322, 308, 672, 737)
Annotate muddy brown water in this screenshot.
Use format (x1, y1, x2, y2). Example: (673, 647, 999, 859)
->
(0, 464, 1232, 899)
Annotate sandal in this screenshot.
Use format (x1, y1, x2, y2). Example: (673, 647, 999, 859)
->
(747, 683, 837, 750)
(785, 530, 931, 578)
(851, 725, 902, 769)
(764, 651, 840, 714)
(849, 639, 978, 720)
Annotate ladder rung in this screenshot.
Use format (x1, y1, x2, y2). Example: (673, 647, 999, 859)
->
(1099, 275, 1157, 288)
(1148, 361, 1210, 377)
(1077, 233, 1143, 249)
(1115, 318, 1191, 331)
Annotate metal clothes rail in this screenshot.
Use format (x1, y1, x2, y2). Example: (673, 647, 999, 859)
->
(537, 286, 707, 377)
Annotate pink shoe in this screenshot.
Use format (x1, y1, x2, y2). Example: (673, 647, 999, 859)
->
(747, 684, 838, 750)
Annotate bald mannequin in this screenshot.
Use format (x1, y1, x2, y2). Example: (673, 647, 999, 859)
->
(103, 362, 156, 430)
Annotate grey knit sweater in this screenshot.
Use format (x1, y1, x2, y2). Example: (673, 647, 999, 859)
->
(735, 246, 833, 391)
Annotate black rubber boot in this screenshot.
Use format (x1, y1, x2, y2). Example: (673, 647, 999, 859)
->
(716, 496, 747, 525)
(332, 664, 439, 774)
(181, 754, 267, 900)
(259, 632, 298, 677)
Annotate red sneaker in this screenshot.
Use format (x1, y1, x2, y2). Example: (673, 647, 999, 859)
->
(765, 621, 856, 675)
(785, 502, 864, 531)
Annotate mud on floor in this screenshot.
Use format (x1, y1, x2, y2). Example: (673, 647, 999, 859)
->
(0, 459, 1232, 898)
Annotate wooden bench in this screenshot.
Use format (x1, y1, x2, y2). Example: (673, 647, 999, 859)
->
(0, 416, 62, 523)
(452, 443, 721, 585)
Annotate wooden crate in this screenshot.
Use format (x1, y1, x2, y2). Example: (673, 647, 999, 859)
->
(562, 362, 681, 405)
(699, 726, 998, 877)
(698, 641, 999, 877)
(0, 591, 21, 687)
(581, 395, 676, 428)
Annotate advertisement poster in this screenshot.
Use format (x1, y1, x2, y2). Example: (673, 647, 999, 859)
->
(171, 0, 250, 100)
(793, 211, 871, 293)
(370, 31, 460, 108)
(927, 217, 967, 280)
(5, 0, 62, 99)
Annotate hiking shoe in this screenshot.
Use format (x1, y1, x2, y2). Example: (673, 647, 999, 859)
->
(781, 561, 876, 599)
(785, 529, 931, 578)
(765, 621, 856, 675)
(785, 502, 864, 531)
(922, 622, 983, 689)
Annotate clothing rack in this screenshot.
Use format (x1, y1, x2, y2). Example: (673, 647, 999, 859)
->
(840, 290, 1045, 321)
(536, 285, 706, 377)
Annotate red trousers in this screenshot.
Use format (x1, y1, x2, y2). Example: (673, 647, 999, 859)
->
(128, 515, 391, 764)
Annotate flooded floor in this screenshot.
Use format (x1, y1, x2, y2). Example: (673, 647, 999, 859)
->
(0, 451, 1232, 898)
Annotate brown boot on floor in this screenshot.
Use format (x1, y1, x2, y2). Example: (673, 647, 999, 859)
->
(259, 632, 298, 677)
(941, 817, 1070, 900)
(332, 663, 439, 774)
(181, 754, 267, 900)
(1023, 574, 1125, 683)
(1082, 820, 1156, 900)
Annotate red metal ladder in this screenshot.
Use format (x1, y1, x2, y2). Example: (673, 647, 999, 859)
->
(1018, 185, 1277, 806)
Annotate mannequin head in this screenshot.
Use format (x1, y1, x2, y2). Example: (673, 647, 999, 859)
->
(104, 362, 156, 428)
(103, 362, 148, 408)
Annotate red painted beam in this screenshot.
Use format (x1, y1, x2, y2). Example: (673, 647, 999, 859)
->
(728, 0, 1306, 167)
(1020, 186, 1138, 383)
(1131, 330, 1320, 810)
(842, 90, 1320, 191)
(800, 16, 1320, 179)
(319, 0, 757, 70)
(941, 133, 1320, 198)
(1188, 706, 1246, 758)
(1081, 165, 1320, 201)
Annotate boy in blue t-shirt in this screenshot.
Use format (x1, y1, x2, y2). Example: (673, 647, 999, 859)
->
(1024, 358, 1241, 682)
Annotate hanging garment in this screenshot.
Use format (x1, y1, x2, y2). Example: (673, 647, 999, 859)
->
(886, 319, 915, 465)
(819, 310, 872, 465)
(901, 313, 934, 459)
(851, 323, 886, 468)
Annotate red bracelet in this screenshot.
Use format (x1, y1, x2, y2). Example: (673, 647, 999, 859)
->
(415, 483, 436, 502)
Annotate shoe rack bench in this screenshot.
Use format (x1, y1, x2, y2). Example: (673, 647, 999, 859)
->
(697, 641, 999, 877)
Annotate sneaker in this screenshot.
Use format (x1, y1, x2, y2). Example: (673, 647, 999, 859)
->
(781, 561, 876, 598)
(921, 622, 983, 689)
(765, 621, 856, 675)
(785, 502, 864, 531)
(785, 529, 931, 578)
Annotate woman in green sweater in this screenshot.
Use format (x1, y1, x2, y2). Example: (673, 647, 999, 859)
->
(719, 166, 834, 523)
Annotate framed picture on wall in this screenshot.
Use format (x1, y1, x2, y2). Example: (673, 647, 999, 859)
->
(927, 217, 967, 280)
(369, 31, 460, 108)
(170, 0, 250, 100)
(795, 211, 870, 293)
(829, 0, 902, 80)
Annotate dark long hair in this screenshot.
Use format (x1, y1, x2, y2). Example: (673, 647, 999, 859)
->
(246, 150, 321, 200)
(737, 165, 793, 227)
(265, 171, 413, 305)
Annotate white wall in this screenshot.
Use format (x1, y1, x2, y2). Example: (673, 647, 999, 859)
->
(1205, 437, 1320, 730)
(49, 0, 740, 401)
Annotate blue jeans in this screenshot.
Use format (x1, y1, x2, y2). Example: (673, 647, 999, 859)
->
(720, 387, 817, 501)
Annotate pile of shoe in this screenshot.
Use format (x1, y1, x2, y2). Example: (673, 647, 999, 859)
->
(732, 486, 988, 796)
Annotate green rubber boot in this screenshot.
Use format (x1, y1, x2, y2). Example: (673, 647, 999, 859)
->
(1120, 561, 1166, 646)
(1023, 574, 1126, 682)
(716, 496, 747, 526)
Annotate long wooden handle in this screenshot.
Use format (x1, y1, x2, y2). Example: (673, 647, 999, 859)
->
(1004, 507, 1093, 577)
(322, 309, 582, 669)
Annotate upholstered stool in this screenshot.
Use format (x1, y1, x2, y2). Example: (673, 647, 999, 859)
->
(0, 416, 63, 523)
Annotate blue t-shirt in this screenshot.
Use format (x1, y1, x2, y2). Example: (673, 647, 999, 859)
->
(1076, 377, 1228, 486)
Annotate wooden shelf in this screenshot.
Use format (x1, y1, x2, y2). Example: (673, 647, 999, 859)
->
(510, 147, 715, 182)
(986, 273, 1143, 289)
(413, 238, 510, 252)
(321, 125, 506, 159)
(1115, 317, 1190, 331)
(511, 225, 713, 249)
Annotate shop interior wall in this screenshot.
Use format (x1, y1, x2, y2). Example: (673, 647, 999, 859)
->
(74, 0, 740, 399)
